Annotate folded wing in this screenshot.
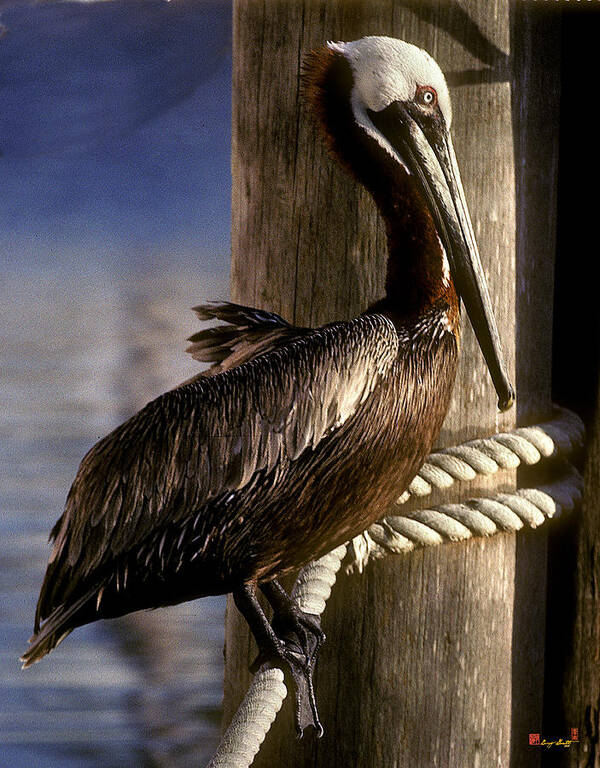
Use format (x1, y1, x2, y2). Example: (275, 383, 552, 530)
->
(36, 312, 399, 630)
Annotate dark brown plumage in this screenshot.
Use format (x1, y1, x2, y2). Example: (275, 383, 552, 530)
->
(25, 304, 455, 659)
(22, 35, 512, 737)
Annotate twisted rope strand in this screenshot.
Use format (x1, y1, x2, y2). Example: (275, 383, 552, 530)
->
(206, 546, 347, 768)
(355, 468, 583, 566)
(206, 667, 288, 768)
(396, 407, 583, 504)
(205, 408, 584, 768)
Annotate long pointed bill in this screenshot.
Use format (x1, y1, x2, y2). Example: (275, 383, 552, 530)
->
(369, 102, 515, 411)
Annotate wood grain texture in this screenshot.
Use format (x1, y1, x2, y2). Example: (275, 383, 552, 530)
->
(225, 1, 559, 765)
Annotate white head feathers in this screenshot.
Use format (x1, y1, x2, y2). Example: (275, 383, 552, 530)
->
(328, 37, 452, 125)
(327, 37, 452, 169)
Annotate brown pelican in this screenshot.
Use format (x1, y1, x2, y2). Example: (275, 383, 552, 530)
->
(22, 37, 514, 736)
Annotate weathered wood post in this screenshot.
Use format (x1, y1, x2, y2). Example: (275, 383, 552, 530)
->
(223, 2, 560, 765)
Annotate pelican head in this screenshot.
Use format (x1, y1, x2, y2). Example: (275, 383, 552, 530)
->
(307, 36, 514, 411)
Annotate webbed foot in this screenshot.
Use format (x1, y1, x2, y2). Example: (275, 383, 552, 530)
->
(234, 581, 325, 737)
(262, 580, 324, 737)
(251, 631, 322, 737)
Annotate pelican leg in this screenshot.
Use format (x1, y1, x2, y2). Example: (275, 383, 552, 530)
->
(260, 579, 326, 656)
(233, 582, 323, 737)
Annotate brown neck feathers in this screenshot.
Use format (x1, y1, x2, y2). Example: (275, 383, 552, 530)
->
(303, 46, 457, 320)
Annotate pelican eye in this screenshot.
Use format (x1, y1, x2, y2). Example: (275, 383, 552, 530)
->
(416, 86, 437, 108)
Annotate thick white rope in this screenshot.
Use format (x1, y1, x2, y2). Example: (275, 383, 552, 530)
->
(352, 406, 584, 570)
(206, 408, 584, 768)
(206, 667, 288, 768)
(206, 546, 346, 768)
(396, 406, 583, 504)
(352, 468, 583, 569)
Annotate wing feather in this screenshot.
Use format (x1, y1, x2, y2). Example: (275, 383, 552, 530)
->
(185, 301, 306, 376)
(38, 314, 398, 621)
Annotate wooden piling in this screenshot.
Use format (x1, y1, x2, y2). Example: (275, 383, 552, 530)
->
(223, 2, 560, 765)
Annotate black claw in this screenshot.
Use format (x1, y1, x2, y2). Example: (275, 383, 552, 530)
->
(251, 628, 323, 736)
(270, 609, 324, 734)
(273, 611, 325, 659)
(291, 666, 323, 737)
(235, 582, 325, 736)
(278, 643, 323, 737)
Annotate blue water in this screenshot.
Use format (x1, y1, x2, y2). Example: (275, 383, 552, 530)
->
(1, 269, 230, 768)
(0, 2, 232, 765)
